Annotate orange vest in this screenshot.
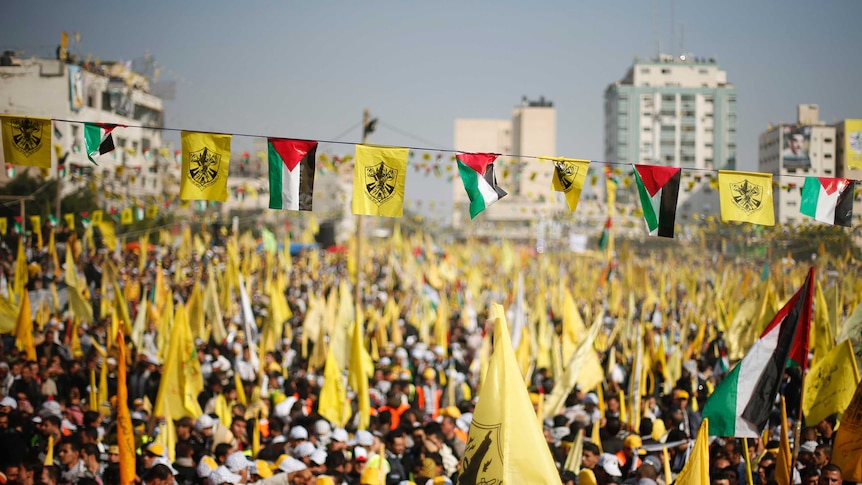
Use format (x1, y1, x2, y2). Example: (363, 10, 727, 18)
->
(415, 386, 442, 419)
(378, 402, 411, 430)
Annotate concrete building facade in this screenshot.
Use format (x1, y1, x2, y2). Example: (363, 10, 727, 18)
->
(758, 105, 837, 225)
(833, 119, 862, 226)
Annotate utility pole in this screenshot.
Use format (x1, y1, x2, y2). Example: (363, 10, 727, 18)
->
(0, 194, 36, 235)
(354, 108, 370, 316)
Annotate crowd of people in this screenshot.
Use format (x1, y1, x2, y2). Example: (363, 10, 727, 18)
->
(0, 222, 858, 485)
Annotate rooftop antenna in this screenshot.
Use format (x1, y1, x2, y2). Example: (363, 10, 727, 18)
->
(653, 0, 660, 58)
(670, 0, 675, 58)
(679, 22, 685, 58)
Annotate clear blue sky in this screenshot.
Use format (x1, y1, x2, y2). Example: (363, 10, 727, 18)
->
(3, 1, 862, 211)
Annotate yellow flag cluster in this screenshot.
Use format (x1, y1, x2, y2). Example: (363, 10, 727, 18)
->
(802, 340, 860, 425)
(352, 145, 408, 218)
(180, 132, 232, 202)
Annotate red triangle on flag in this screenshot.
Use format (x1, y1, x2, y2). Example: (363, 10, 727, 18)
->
(634, 164, 681, 196)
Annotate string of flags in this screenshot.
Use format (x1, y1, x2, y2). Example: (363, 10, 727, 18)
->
(1, 115, 860, 240)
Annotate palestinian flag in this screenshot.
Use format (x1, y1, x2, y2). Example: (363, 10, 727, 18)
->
(267, 138, 317, 211)
(456, 153, 507, 219)
(633, 164, 681, 238)
(84, 123, 121, 164)
(598, 217, 612, 251)
(702, 267, 814, 437)
(800, 177, 854, 227)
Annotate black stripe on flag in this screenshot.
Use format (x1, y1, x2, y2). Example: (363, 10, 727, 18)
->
(740, 271, 813, 431)
(484, 164, 507, 200)
(657, 170, 681, 238)
(298, 146, 317, 211)
(835, 180, 855, 227)
(99, 134, 115, 157)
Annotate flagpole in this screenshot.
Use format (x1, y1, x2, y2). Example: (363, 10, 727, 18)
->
(354, 108, 370, 317)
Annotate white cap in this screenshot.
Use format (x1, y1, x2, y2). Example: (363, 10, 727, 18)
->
(271, 435, 287, 444)
(799, 441, 819, 454)
(197, 456, 218, 478)
(353, 430, 374, 447)
(289, 426, 308, 440)
(310, 450, 327, 466)
(210, 466, 242, 485)
(331, 428, 349, 443)
(584, 393, 599, 406)
(153, 456, 179, 476)
(0, 397, 17, 409)
(353, 447, 368, 462)
(278, 457, 307, 474)
(314, 419, 331, 437)
(225, 451, 251, 473)
(195, 414, 217, 432)
(597, 453, 622, 477)
(293, 441, 316, 458)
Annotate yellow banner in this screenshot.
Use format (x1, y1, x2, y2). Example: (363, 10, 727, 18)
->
(146, 204, 159, 219)
(846, 119, 862, 170)
(1, 116, 52, 168)
(832, 378, 862, 482)
(63, 213, 75, 230)
(802, 340, 860, 425)
(180, 131, 232, 202)
(352, 145, 408, 218)
(544, 157, 590, 212)
(0, 218, 6, 236)
(718, 170, 775, 226)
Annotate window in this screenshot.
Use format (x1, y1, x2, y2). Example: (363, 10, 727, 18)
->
(699, 68, 708, 74)
(661, 125, 675, 132)
(662, 95, 675, 102)
(641, 68, 650, 74)
(101, 92, 111, 112)
(681, 95, 695, 102)
(662, 68, 670, 74)
(824, 137, 833, 143)
(87, 95, 94, 108)
(825, 153, 833, 158)
(704, 96, 714, 103)
(643, 126, 652, 132)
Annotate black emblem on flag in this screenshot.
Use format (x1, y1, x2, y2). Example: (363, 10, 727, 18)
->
(554, 162, 580, 192)
(188, 147, 221, 189)
(460, 420, 502, 485)
(730, 179, 763, 214)
(10, 118, 44, 157)
(364, 161, 397, 205)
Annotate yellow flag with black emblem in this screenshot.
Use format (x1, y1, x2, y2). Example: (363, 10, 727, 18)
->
(63, 213, 75, 230)
(458, 303, 559, 485)
(352, 145, 408, 217)
(180, 131, 232, 201)
(545, 157, 590, 212)
(121, 208, 133, 225)
(1, 116, 52, 168)
(718, 170, 775, 226)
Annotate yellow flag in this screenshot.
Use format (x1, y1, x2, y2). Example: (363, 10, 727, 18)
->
(44, 435, 55, 466)
(803, 340, 860, 425)
(348, 315, 372, 430)
(546, 157, 590, 212)
(154, 302, 204, 419)
(65, 247, 93, 322)
(64, 213, 75, 230)
(14, 238, 28, 303)
(15, 290, 36, 361)
(116, 330, 137, 485)
(97, 221, 117, 251)
(718, 170, 775, 226)
(121, 208, 133, 225)
(234, 370, 247, 406)
(563, 429, 585, 473)
(30, 216, 43, 249)
(775, 398, 792, 485)
(0, 218, 6, 236)
(352, 144, 408, 217)
(89, 369, 98, 412)
(91, 210, 103, 225)
(675, 418, 710, 485)
(833, 377, 862, 482)
(590, 418, 602, 453)
(459, 303, 560, 484)
(318, 347, 348, 427)
(180, 131, 231, 201)
(1, 116, 52, 167)
(146, 204, 159, 219)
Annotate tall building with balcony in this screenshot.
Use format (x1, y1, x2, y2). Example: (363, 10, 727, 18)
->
(758, 104, 837, 225)
(603, 54, 734, 219)
(453, 97, 562, 240)
(0, 54, 178, 215)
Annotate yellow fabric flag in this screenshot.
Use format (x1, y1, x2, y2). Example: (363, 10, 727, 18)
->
(234, 370, 247, 406)
(14, 238, 28, 303)
(675, 418, 710, 485)
(803, 339, 860, 425)
(154, 302, 204, 419)
(458, 303, 560, 484)
(563, 429, 585, 473)
(1, 116, 52, 167)
(44, 435, 55, 466)
(65, 247, 94, 322)
(318, 347, 348, 427)
(590, 418, 603, 453)
(15, 290, 36, 361)
(180, 131, 232, 201)
(348, 315, 372, 430)
(833, 377, 862, 482)
(146, 204, 159, 219)
(775, 398, 792, 485)
(89, 369, 98, 412)
(546, 157, 590, 212)
(0, 218, 6, 236)
(91, 210, 103, 225)
(120, 208, 133, 225)
(116, 331, 137, 485)
(30, 216, 43, 249)
(64, 213, 75, 230)
(718, 170, 775, 226)
(97, 221, 117, 251)
(352, 144, 408, 217)
(811, 281, 834, 362)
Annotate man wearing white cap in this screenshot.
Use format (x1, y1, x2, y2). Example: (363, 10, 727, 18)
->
(225, 451, 253, 483)
(596, 453, 623, 480)
(209, 465, 242, 485)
